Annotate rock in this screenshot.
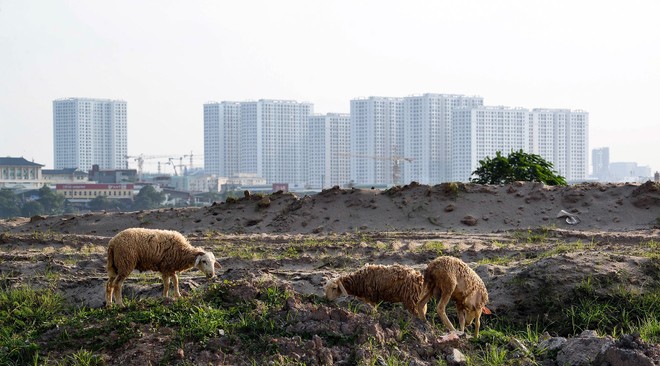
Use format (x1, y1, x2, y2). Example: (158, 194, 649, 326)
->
(30, 215, 46, 223)
(595, 346, 655, 366)
(537, 336, 567, 353)
(556, 331, 614, 366)
(444, 204, 455, 212)
(258, 197, 271, 208)
(461, 215, 478, 226)
(593, 333, 660, 366)
(509, 337, 530, 357)
(446, 348, 467, 365)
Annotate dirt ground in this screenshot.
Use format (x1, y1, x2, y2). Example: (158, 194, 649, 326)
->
(1, 181, 659, 365)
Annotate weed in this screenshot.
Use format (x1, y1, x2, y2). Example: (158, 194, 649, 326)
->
(477, 255, 516, 266)
(420, 241, 444, 255)
(475, 344, 508, 366)
(66, 348, 104, 366)
(491, 240, 508, 249)
(513, 228, 549, 244)
(638, 316, 660, 344)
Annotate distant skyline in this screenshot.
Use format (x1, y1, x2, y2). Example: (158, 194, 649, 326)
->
(1, 1, 658, 174)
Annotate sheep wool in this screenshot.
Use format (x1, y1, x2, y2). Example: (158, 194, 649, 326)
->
(106, 227, 218, 307)
(325, 263, 426, 319)
(417, 256, 490, 337)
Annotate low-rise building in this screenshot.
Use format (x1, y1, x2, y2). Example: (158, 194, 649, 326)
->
(0, 157, 45, 190)
(55, 183, 134, 203)
(42, 168, 88, 184)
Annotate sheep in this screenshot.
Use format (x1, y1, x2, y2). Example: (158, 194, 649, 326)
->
(416, 256, 491, 337)
(324, 263, 427, 319)
(105, 227, 220, 307)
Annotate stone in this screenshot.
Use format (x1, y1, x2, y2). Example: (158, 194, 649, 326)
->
(595, 346, 655, 366)
(446, 348, 467, 365)
(556, 331, 614, 366)
(461, 215, 478, 226)
(537, 336, 567, 353)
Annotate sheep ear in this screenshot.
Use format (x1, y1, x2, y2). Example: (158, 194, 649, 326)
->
(482, 306, 492, 315)
(194, 255, 201, 267)
(214, 261, 221, 269)
(338, 280, 348, 297)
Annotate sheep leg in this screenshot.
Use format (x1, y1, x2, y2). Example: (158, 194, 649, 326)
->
(416, 288, 433, 320)
(457, 308, 466, 332)
(113, 276, 127, 307)
(105, 275, 116, 307)
(437, 279, 457, 333)
(474, 308, 483, 337)
(407, 298, 427, 320)
(162, 273, 171, 298)
(172, 273, 182, 298)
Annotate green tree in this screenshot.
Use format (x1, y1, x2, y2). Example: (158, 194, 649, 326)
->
(132, 185, 165, 210)
(88, 196, 114, 212)
(21, 201, 44, 217)
(36, 186, 65, 215)
(0, 188, 21, 218)
(470, 150, 567, 186)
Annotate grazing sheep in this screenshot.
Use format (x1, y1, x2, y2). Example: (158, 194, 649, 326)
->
(417, 256, 491, 337)
(105, 228, 220, 307)
(324, 263, 427, 319)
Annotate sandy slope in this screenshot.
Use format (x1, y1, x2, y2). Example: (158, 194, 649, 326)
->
(2, 181, 659, 237)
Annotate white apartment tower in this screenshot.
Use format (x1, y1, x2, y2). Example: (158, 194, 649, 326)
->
(240, 100, 313, 186)
(53, 98, 127, 171)
(203, 102, 241, 177)
(592, 147, 609, 181)
(452, 106, 531, 182)
(403, 94, 484, 184)
(307, 114, 351, 189)
(530, 109, 589, 182)
(350, 97, 404, 186)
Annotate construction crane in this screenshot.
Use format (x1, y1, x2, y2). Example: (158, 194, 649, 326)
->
(125, 154, 177, 180)
(336, 152, 414, 186)
(167, 158, 179, 176)
(183, 151, 194, 171)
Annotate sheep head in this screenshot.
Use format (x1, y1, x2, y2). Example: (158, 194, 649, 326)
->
(324, 278, 348, 300)
(194, 252, 219, 278)
(462, 290, 491, 325)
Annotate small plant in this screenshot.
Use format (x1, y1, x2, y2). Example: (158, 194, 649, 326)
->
(513, 228, 548, 244)
(444, 182, 460, 198)
(475, 344, 508, 366)
(478, 255, 516, 266)
(421, 240, 445, 255)
(67, 348, 104, 366)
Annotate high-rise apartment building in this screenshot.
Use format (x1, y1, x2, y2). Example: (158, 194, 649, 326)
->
(530, 109, 589, 182)
(403, 94, 483, 184)
(203, 102, 241, 177)
(350, 97, 404, 186)
(452, 106, 531, 182)
(53, 98, 127, 171)
(204, 100, 312, 186)
(307, 114, 351, 189)
(241, 100, 312, 187)
(592, 147, 610, 180)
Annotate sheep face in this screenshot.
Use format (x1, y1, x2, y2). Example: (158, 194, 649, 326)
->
(194, 252, 218, 278)
(324, 278, 347, 300)
(464, 308, 478, 326)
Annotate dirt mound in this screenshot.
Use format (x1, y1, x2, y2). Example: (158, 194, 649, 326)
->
(2, 182, 658, 237)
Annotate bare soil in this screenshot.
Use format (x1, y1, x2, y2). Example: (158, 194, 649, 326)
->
(1, 181, 659, 365)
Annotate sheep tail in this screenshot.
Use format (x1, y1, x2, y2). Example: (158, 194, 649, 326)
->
(106, 245, 117, 276)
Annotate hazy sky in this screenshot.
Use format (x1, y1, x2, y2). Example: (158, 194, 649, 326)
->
(1, 0, 658, 174)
